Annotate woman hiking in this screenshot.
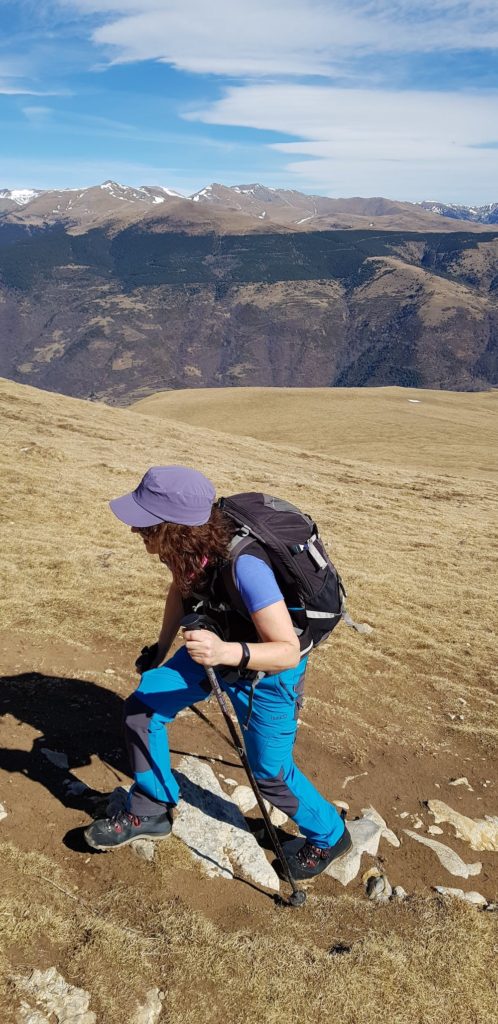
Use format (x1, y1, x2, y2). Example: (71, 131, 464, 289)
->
(85, 465, 351, 881)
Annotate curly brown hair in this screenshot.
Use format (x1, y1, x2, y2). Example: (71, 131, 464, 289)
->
(141, 506, 237, 596)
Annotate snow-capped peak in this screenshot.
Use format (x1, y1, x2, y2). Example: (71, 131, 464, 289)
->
(0, 188, 41, 206)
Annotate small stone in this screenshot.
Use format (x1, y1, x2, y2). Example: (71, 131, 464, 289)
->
(333, 800, 350, 813)
(104, 668, 115, 675)
(269, 807, 288, 827)
(12, 967, 96, 1023)
(404, 830, 482, 878)
(362, 806, 400, 848)
(131, 839, 156, 862)
(223, 778, 238, 787)
(366, 873, 392, 902)
(231, 785, 257, 815)
(434, 886, 487, 907)
(326, 816, 383, 886)
(41, 749, 69, 770)
(362, 866, 381, 885)
(457, 698, 467, 706)
(399, 811, 409, 819)
(412, 816, 423, 829)
(428, 825, 444, 835)
(131, 987, 163, 1024)
(392, 886, 408, 900)
(0, 802, 7, 822)
(449, 776, 473, 791)
(428, 800, 498, 852)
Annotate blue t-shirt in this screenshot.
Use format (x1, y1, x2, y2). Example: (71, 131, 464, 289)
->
(234, 554, 283, 614)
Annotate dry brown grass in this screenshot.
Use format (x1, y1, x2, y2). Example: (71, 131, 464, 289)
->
(0, 377, 497, 1022)
(1, 841, 497, 1024)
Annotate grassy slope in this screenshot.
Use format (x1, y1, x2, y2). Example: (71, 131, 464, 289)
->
(132, 385, 498, 481)
(0, 377, 497, 1023)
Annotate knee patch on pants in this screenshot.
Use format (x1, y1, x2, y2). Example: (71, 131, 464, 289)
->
(255, 769, 299, 816)
(124, 693, 157, 775)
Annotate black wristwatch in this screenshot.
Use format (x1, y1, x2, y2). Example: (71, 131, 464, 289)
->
(238, 641, 251, 673)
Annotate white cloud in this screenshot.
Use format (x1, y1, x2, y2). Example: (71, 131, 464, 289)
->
(22, 105, 53, 124)
(61, 0, 498, 76)
(188, 83, 498, 202)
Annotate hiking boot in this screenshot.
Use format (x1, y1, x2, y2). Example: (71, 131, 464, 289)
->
(282, 826, 352, 881)
(84, 809, 172, 851)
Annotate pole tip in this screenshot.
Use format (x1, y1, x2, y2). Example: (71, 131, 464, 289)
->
(288, 889, 306, 908)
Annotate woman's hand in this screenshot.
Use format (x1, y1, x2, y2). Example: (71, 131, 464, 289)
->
(183, 629, 227, 667)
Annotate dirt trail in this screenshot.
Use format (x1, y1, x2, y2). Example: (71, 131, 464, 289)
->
(1, 628, 496, 926)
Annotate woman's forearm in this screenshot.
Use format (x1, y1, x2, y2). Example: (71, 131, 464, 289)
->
(220, 640, 301, 674)
(157, 582, 184, 660)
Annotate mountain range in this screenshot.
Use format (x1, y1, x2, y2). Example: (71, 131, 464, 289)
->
(1, 181, 497, 232)
(0, 181, 497, 400)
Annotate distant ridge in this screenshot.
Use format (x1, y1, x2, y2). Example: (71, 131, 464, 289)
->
(0, 180, 496, 232)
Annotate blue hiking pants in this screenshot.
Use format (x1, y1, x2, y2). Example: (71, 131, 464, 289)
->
(123, 645, 344, 848)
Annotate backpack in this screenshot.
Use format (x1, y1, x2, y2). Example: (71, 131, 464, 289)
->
(210, 492, 369, 655)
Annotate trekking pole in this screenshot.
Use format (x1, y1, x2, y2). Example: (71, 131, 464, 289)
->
(181, 614, 306, 908)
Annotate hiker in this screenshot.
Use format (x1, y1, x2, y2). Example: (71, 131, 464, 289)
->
(85, 466, 351, 880)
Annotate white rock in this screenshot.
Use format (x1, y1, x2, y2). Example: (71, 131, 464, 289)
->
(332, 800, 350, 813)
(362, 806, 401, 848)
(131, 988, 164, 1024)
(326, 816, 383, 886)
(13, 967, 96, 1023)
(449, 776, 474, 792)
(404, 830, 482, 878)
(269, 807, 288, 827)
(41, 748, 69, 770)
(366, 873, 392, 902)
(172, 756, 279, 891)
(427, 800, 498, 852)
(223, 778, 238, 787)
(399, 811, 409, 819)
(231, 785, 257, 815)
(0, 801, 7, 821)
(131, 839, 156, 862)
(428, 825, 444, 835)
(342, 771, 368, 789)
(434, 886, 488, 907)
(392, 886, 408, 900)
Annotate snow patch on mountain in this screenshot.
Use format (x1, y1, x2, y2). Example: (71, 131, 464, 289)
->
(0, 189, 41, 205)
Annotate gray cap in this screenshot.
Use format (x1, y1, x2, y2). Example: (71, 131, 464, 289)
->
(109, 465, 216, 527)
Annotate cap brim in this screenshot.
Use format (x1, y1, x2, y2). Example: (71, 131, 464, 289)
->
(109, 492, 164, 527)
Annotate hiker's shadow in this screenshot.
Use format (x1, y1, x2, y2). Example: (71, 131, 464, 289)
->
(0, 672, 128, 816)
(0, 673, 245, 826)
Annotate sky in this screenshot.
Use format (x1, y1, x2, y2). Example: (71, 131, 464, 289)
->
(1, 0, 498, 203)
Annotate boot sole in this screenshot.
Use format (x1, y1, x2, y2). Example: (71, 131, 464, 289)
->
(84, 828, 171, 851)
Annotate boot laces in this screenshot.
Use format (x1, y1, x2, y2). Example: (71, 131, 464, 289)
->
(297, 841, 329, 868)
(105, 810, 141, 833)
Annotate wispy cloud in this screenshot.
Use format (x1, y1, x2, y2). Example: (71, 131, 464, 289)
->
(61, 0, 498, 76)
(188, 83, 498, 202)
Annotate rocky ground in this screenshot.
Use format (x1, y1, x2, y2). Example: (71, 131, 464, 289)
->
(0, 377, 496, 1023)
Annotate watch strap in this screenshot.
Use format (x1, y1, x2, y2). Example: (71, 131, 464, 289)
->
(238, 641, 251, 673)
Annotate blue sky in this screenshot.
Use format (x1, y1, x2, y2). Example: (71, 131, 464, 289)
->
(1, 0, 498, 203)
